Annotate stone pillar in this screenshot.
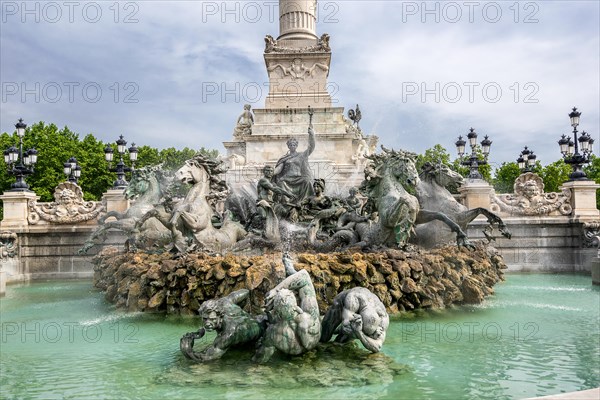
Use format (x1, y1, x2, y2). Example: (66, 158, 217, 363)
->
(0, 191, 39, 228)
(592, 259, 600, 285)
(0, 270, 6, 296)
(458, 180, 493, 209)
(278, 0, 318, 41)
(102, 189, 130, 215)
(561, 180, 600, 218)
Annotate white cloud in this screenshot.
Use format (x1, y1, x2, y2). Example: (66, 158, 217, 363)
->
(1, 0, 598, 169)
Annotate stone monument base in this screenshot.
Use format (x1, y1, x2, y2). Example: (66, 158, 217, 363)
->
(224, 106, 376, 195)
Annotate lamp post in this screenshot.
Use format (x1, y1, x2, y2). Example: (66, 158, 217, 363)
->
(63, 156, 81, 183)
(517, 146, 537, 173)
(455, 128, 491, 180)
(558, 107, 594, 181)
(104, 135, 138, 189)
(3, 119, 39, 191)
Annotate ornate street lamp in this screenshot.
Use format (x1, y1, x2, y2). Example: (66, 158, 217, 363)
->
(2, 119, 39, 191)
(559, 107, 594, 181)
(517, 146, 537, 173)
(455, 128, 491, 180)
(104, 135, 138, 189)
(63, 156, 81, 183)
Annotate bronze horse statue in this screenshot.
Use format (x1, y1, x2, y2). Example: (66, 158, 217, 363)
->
(79, 165, 170, 254)
(138, 154, 247, 254)
(326, 147, 475, 249)
(414, 162, 511, 248)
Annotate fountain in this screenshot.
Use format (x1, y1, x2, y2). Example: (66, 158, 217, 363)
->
(1, 2, 598, 397)
(66, 0, 519, 367)
(90, 107, 510, 364)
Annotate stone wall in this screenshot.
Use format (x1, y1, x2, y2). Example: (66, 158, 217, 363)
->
(467, 217, 596, 273)
(1, 225, 124, 282)
(92, 243, 507, 315)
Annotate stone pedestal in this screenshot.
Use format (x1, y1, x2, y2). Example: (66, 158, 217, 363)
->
(561, 180, 600, 217)
(592, 259, 600, 285)
(224, 107, 373, 194)
(458, 180, 493, 210)
(102, 189, 129, 215)
(264, 0, 331, 108)
(0, 191, 39, 229)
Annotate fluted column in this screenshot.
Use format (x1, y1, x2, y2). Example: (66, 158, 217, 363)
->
(278, 0, 318, 41)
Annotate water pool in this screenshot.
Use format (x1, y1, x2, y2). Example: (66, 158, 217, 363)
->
(1, 274, 598, 399)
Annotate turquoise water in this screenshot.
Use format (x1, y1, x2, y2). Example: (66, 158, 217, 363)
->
(1, 274, 598, 399)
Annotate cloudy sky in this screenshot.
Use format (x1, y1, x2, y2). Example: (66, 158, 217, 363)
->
(1, 0, 599, 170)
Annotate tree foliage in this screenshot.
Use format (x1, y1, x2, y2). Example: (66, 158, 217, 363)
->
(493, 162, 522, 193)
(416, 144, 452, 171)
(540, 159, 572, 193)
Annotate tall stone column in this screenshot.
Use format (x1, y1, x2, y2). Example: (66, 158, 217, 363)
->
(278, 0, 318, 41)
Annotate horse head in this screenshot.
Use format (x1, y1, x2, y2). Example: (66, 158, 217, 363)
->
(175, 159, 208, 186)
(126, 165, 162, 200)
(378, 146, 419, 190)
(420, 162, 464, 192)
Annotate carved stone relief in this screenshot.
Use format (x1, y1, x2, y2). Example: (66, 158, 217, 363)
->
(264, 33, 331, 54)
(582, 221, 600, 254)
(0, 231, 18, 261)
(267, 58, 329, 81)
(490, 172, 572, 216)
(28, 181, 105, 224)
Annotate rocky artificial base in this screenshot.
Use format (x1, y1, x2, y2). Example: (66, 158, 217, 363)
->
(92, 242, 507, 315)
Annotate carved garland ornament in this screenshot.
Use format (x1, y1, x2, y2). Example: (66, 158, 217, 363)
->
(28, 181, 105, 224)
(490, 172, 572, 216)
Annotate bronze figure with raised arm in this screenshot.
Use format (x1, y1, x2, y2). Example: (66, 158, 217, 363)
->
(273, 109, 316, 203)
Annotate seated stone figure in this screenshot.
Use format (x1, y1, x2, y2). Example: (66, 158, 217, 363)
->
(273, 126, 316, 205)
(343, 187, 363, 214)
(180, 289, 262, 362)
(301, 179, 346, 239)
(253, 269, 321, 362)
(320, 287, 389, 353)
(233, 104, 254, 139)
(250, 165, 296, 239)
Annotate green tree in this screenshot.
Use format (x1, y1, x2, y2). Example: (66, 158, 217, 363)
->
(416, 144, 452, 171)
(1, 121, 220, 218)
(493, 162, 521, 193)
(540, 159, 572, 193)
